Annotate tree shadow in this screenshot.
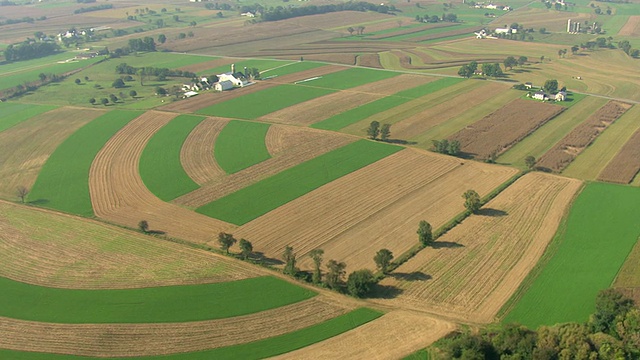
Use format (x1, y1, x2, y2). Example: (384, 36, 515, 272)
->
(476, 208, 508, 217)
(253, 252, 284, 266)
(431, 241, 464, 249)
(385, 138, 417, 145)
(389, 271, 431, 281)
(370, 284, 404, 299)
(513, 69, 531, 73)
(28, 198, 49, 205)
(147, 229, 166, 235)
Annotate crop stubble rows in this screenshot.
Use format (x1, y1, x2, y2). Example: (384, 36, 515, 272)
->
(180, 117, 229, 185)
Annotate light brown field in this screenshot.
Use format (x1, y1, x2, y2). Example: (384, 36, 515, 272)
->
(374, 173, 582, 323)
(276, 11, 395, 30)
(0, 201, 259, 289)
(0, 107, 104, 200)
(0, 297, 352, 357)
(174, 126, 355, 208)
(497, 7, 594, 32)
(180, 117, 228, 185)
(234, 149, 518, 272)
(392, 82, 512, 140)
(273, 311, 456, 360)
(597, 127, 640, 184)
(619, 15, 640, 36)
(357, 53, 383, 68)
(177, 58, 237, 73)
(368, 23, 453, 40)
(89, 111, 233, 243)
(259, 74, 435, 126)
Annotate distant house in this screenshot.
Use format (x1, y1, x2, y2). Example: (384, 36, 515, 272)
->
(533, 90, 546, 100)
(214, 80, 234, 92)
(495, 26, 516, 34)
(218, 72, 248, 87)
(475, 29, 488, 38)
(525, 82, 533, 89)
(241, 12, 255, 17)
(551, 91, 566, 101)
(183, 91, 198, 98)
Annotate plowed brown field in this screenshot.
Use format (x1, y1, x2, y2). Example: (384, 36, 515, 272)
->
(357, 53, 383, 68)
(174, 126, 355, 208)
(0, 201, 259, 289)
(619, 15, 640, 36)
(273, 311, 456, 360)
(0, 107, 104, 200)
(537, 101, 631, 172)
(181, 117, 228, 185)
(234, 149, 518, 272)
(449, 99, 565, 160)
(89, 111, 233, 243)
(597, 127, 640, 184)
(374, 173, 582, 323)
(178, 58, 237, 73)
(0, 297, 351, 357)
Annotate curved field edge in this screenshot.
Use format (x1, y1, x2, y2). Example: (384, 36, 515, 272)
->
(0, 308, 381, 360)
(0, 276, 315, 323)
(28, 110, 144, 217)
(214, 120, 271, 174)
(197, 140, 403, 225)
(0, 103, 57, 133)
(139, 114, 205, 201)
(502, 182, 640, 328)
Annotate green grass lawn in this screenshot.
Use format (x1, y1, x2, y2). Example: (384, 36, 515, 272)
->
(0, 275, 314, 323)
(0, 52, 78, 77)
(196, 85, 334, 119)
(197, 140, 402, 225)
(0, 308, 381, 359)
(311, 77, 465, 130)
(0, 56, 104, 92)
(215, 120, 271, 174)
(0, 102, 57, 133)
(503, 182, 640, 328)
(139, 114, 205, 201)
(29, 110, 143, 216)
(260, 61, 326, 78)
(299, 67, 398, 90)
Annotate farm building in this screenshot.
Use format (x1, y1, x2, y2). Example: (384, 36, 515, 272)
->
(533, 90, 546, 100)
(525, 82, 533, 89)
(214, 80, 234, 92)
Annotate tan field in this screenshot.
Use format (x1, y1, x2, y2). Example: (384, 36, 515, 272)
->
(597, 128, 640, 184)
(618, 15, 640, 36)
(89, 111, 234, 243)
(373, 173, 582, 323)
(180, 117, 229, 185)
(234, 149, 518, 272)
(0, 107, 104, 200)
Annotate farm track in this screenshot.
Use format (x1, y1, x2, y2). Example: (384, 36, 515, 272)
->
(181, 117, 229, 185)
(174, 126, 355, 208)
(0, 297, 351, 357)
(597, 127, 640, 184)
(273, 311, 456, 360)
(89, 111, 233, 243)
(234, 149, 517, 272)
(0, 107, 104, 200)
(374, 173, 582, 323)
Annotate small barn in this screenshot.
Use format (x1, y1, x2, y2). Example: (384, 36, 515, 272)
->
(533, 90, 546, 100)
(215, 80, 234, 92)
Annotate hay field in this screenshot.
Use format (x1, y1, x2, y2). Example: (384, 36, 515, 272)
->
(375, 173, 582, 323)
(618, 15, 640, 36)
(0, 103, 56, 133)
(180, 117, 228, 185)
(234, 149, 517, 272)
(598, 128, 640, 184)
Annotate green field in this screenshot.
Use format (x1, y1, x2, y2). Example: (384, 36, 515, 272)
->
(312, 77, 465, 130)
(260, 61, 326, 78)
(0, 276, 314, 323)
(196, 85, 334, 119)
(139, 114, 205, 201)
(198, 59, 293, 76)
(29, 110, 143, 216)
(0, 102, 57, 133)
(0, 56, 104, 92)
(215, 120, 271, 174)
(0, 308, 381, 359)
(384, 24, 475, 42)
(299, 67, 398, 90)
(197, 140, 402, 225)
(503, 183, 640, 328)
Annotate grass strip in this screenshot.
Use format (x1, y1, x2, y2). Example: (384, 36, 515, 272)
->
(0, 103, 57, 133)
(0, 276, 315, 323)
(299, 67, 398, 90)
(260, 61, 326, 78)
(196, 84, 334, 119)
(29, 110, 143, 217)
(197, 140, 402, 225)
(503, 182, 640, 328)
(214, 120, 271, 174)
(139, 114, 205, 201)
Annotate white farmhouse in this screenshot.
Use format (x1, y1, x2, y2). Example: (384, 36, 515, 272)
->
(533, 90, 546, 100)
(214, 80, 234, 92)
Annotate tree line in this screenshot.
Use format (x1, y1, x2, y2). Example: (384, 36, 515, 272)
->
(74, 4, 113, 14)
(115, 62, 196, 79)
(457, 61, 504, 78)
(260, 2, 397, 22)
(3, 41, 60, 62)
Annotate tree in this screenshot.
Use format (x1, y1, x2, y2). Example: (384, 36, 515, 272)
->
(189, 21, 197, 27)
(129, 90, 137, 97)
(138, 68, 145, 86)
(156, 87, 167, 95)
(157, 34, 166, 44)
(282, 245, 297, 275)
(448, 140, 461, 156)
(75, 78, 81, 85)
(356, 26, 365, 35)
(138, 220, 149, 233)
(589, 289, 633, 335)
(38, 73, 47, 82)
(539, 27, 546, 34)
(16, 186, 29, 203)
(239, 239, 253, 260)
(347, 269, 375, 298)
(463, 189, 481, 214)
(101, 98, 109, 106)
(503, 56, 517, 70)
(217, 232, 236, 254)
(109, 94, 118, 103)
(458, 64, 473, 78)
(347, 27, 355, 36)
(173, 14, 180, 22)
(367, 121, 380, 140)
(518, 56, 528, 66)
(543, 79, 558, 94)
(380, 123, 391, 141)
(571, 45, 579, 54)
(84, 76, 89, 81)
(525, 155, 536, 169)
(89, 98, 96, 105)
(325, 259, 346, 289)
(374, 249, 393, 274)
(417, 220, 433, 246)
(309, 248, 324, 284)
(112, 78, 125, 88)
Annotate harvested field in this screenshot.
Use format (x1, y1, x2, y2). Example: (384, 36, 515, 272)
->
(411, 26, 480, 43)
(174, 126, 354, 208)
(177, 57, 236, 73)
(277, 11, 395, 30)
(0, 297, 350, 357)
(234, 149, 518, 272)
(274, 311, 456, 360)
(357, 53, 383, 68)
(89, 111, 233, 244)
(0, 107, 104, 200)
(180, 117, 228, 185)
(291, 53, 357, 65)
(0, 201, 260, 289)
(392, 82, 512, 140)
(536, 101, 631, 173)
(618, 15, 640, 36)
(449, 99, 565, 160)
(597, 128, 640, 184)
(368, 23, 453, 40)
(376, 173, 582, 323)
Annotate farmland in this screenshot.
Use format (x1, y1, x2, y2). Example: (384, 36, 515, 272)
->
(214, 120, 271, 174)
(597, 128, 640, 184)
(0, 102, 56, 133)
